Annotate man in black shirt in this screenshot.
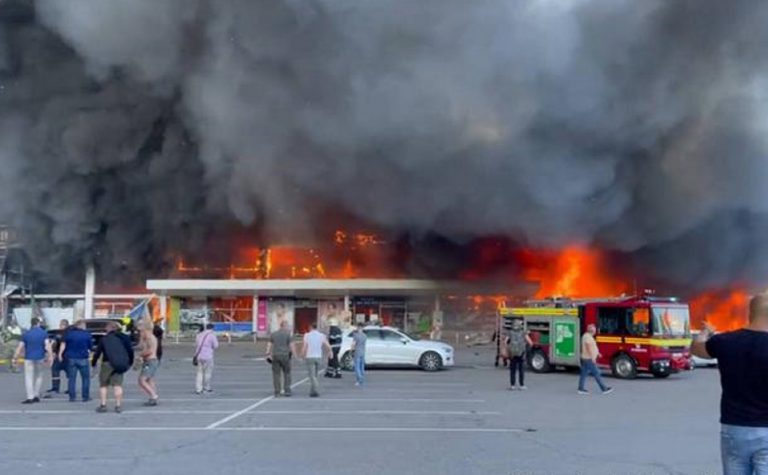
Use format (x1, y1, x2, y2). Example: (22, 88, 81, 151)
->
(693, 293, 768, 474)
(91, 322, 134, 413)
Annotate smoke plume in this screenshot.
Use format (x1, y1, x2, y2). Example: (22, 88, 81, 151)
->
(1, 0, 767, 291)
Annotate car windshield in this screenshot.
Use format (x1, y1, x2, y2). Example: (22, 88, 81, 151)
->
(652, 306, 691, 338)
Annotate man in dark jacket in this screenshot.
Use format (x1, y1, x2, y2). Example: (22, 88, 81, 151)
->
(324, 320, 343, 378)
(91, 322, 133, 413)
(44, 319, 70, 398)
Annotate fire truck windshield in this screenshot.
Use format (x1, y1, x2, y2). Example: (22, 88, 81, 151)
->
(651, 306, 691, 338)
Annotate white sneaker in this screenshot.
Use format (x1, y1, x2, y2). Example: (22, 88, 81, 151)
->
(519, 385, 528, 391)
(577, 389, 589, 395)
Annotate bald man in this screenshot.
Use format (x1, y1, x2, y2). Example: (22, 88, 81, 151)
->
(693, 293, 768, 475)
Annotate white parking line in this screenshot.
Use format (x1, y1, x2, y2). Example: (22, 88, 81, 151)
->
(0, 426, 529, 433)
(267, 398, 485, 403)
(252, 410, 500, 415)
(204, 375, 311, 430)
(0, 410, 233, 414)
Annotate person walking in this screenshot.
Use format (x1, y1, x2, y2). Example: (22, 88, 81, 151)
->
(194, 323, 219, 395)
(577, 324, 613, 395)
(505, 319, 533, 390)
(137, 321, 160, 406)
(692, 293, 768, 474)
(58, 319, 93, 402)
(267, 320, 294, 397)
(45, 319, 70, 398)
(13, 317, 51, 404)
(324, 319, 342, 379)
(302, 323, 331, 397)
(351, 323, 367, 386)
(91, 321, 133, 413)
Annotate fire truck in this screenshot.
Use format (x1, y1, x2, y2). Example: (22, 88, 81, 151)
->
(498, 294, 693, 379)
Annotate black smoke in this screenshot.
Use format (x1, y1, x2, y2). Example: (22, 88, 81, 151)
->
(1, 0, 767, 292)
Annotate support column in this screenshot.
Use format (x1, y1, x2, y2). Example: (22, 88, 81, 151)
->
(84, 264, 95, 320)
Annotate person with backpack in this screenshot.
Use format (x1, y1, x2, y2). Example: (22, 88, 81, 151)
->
(505, 319, 533, 391)
(91, 321, 134, 413)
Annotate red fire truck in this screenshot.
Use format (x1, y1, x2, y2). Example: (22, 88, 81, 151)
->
(498, 294, 693, 379)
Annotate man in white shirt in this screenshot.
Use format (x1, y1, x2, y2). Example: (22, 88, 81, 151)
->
(302, 323, 331, 397)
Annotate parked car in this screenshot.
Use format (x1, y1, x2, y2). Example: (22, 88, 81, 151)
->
(690, 330, 718, 368)
(339, 326, 454, 372)
(48, 318, 138, 350)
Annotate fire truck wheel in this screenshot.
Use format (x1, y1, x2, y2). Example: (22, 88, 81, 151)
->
(611, 354, 638, 379)
(652, 372, 671, 379)
(340, 352, 354, 371)
(419, 351, 443, 371)
(529, 349, 551, 373)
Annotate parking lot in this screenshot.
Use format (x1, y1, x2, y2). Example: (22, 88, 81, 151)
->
(0, 342, 721, 475)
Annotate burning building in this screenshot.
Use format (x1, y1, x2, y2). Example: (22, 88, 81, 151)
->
(1, 1, 767, 331)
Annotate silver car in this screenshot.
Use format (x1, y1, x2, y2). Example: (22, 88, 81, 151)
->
(339, 326, 454, 372)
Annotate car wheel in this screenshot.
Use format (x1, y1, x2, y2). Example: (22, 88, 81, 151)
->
(419, 351, 443, 371)
(529, 349, 551, 373)
(611, 354, 637, 379)
(340, 352, 354, 371)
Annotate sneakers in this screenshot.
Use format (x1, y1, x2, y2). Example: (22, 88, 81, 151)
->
(195, 390, 203, 395)
(519, 385, 528, 391)
(114, 406, 122, 414)
(509, 385, 518, 391)
(283, 392, 292, 397)
(309, 391, 319, 398)
(32, 397, 40, 403)
(601, 387, 614, 395)
(96, 405, 108, 413)
(143, 398, 159, 407)
(21, 399, 35, 404)
(577, 389, 589, 395)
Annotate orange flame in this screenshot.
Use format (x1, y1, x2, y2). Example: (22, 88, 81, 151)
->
(689, 289, 749, 331)
(517, 246, 629, 298)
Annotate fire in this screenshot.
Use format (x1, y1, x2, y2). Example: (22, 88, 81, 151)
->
(689, 289, 749, 331)
(516, 246, 629, 298)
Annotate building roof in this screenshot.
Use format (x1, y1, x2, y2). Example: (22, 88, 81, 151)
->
(146, 278, 528, 298)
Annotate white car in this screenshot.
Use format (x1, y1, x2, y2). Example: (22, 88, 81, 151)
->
(339, 326, 454, 371)
(691, 331, 718, 368)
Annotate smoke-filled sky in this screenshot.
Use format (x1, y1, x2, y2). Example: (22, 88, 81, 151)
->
(1, 0, 767, 291)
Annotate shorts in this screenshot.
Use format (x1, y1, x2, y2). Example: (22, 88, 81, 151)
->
(99, 362, 124, 387)
(140, 359, 159, 379)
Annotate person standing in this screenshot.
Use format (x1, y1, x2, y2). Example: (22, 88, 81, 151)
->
(58, 320, 93, 402)
(45, 319, 70, 397)
(13, 317, 52, 404)
(91, 321, 133, 413)
(302, 323, 331, 397)
(324, 319, 342, 379)
(692, 293, 768, 474)
(194, 323, 219, 395)
(137, 321, 160, 406)
(267, 320, 294, 397)
(351, 323, 367, 386)
(506, 319, 533, 390)
(577, 324, 613, 395)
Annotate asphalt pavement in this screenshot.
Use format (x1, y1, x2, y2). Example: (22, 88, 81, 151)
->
(0, 341, 722, 475)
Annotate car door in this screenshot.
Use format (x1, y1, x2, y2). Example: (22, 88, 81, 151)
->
(379, 329, 416, 364)
(362, 329, 384, 365)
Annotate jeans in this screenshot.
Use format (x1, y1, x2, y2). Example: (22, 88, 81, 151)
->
(66, 358, 90, 401)
(306, 358, 321, 395)
(510, 355, 525, 386)
(721, 424, 768, 475)
(50, 357, 66, 392)
(354, 353, 366, 384)
(271, 354, 291, 395)
(24, 360, 44, 400)
(578, 359, 608, 392)
(196, 359, 214, 393)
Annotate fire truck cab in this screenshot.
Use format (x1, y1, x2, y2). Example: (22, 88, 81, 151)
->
(499, 295, 693, 379)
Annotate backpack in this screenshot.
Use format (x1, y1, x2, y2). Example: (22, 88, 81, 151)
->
(102, 333, 130, 374)
(507, 328, 526, 357)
